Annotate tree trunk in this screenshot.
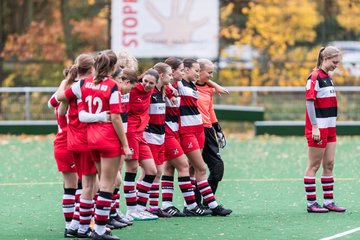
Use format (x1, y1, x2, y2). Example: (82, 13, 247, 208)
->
(0, 0, 4, 86)
(60, 0, 74, 60)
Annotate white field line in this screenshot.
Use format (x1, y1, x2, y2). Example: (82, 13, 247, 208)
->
(320, 227, 360, 240)
(221, 177, 360, 182)
(1, 177, 359, 186)
(0, 181, 62, 186)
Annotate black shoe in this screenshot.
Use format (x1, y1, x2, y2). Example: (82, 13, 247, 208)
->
(184, 205, 212, 216)
(211, 205, 232, 216)
(106, 218, 127, 229)
(112, 214, 133, 226)
(163, 206, 186, 217)
(92, 230, 120, 240)
(64, 228, 77, 238)
(77, 228, 93, 238)
(148, 208, 172, 218)
(199, 203, 209, 211)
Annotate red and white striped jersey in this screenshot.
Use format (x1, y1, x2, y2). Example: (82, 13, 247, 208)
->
(66, 76, 122, 149)
(48, 94, 60, 108)
(305, 68, 337, 136)
(176, 79, 203, 134)
(144, 87, 166, 145)
(64, 79, 88, 151)
(127, 82, 152, 133)
(54, 106, 68, 148)
(165, 96, 180, 136)
(120, 93, 130, 133)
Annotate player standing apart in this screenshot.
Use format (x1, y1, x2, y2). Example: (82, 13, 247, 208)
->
(304, 46, 346, 213)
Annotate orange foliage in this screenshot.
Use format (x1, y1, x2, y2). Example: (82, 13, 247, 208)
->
(1, 9, 65, 62)
(71, 16, 108, 52)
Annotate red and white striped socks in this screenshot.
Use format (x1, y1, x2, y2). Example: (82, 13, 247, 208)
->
(321, 176, 334, 206)
(304, 176, 316, 206)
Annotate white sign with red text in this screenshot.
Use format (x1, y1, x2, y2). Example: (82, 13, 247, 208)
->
(111, 0, 219, 59)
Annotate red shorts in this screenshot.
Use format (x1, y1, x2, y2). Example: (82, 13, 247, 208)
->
(164, 134, 184, 161)
(307, 135, 336, 148)
(72, 151, 97, 176)
(180, 131, 205, 154)
(149, 143, 165, 165)
(91, 147, 123, 159)
(306, 128, 336, 148)
(127, 132, 153, 161)
(54, 145, 76, 172)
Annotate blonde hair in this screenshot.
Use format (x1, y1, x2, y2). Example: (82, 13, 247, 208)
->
(197, 58, 214, 71)
(153, 62, 171, 74)
(116, 49, 138, 71)
(316, 46, 341, 68)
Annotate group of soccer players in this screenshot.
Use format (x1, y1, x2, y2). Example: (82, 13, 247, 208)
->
(48, 49, 232, 240)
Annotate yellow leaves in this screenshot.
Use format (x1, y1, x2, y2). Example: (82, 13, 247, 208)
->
(336, 0, 360, 32)
(220, 3, 234, 22)
(87, 0, 96, 6)
(98, 5, 110, 19)
(3, 73, 17, 87)
(243, 0, 320, 53)
(220, 25, 241, 39)
(218, 0, 336, 86)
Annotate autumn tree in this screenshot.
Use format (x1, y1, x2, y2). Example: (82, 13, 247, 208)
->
(219, 0, 359, 86)
(1, 0, 109, 87)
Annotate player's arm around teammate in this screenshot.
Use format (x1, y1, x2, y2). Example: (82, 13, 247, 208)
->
(177, 58, 232, 216)
(196, 58, 227, 196)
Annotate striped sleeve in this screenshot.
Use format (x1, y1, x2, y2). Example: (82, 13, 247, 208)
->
(305, 74, 318, 101)
(65, 80, 82, 101)
(109, 84, 121, 113)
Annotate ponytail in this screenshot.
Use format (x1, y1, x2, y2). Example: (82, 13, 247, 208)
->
(94, 50, 118, 84)
(65, 64, 78, 88)
(94, 53, 110, 84)
(316, 47, 326, 68)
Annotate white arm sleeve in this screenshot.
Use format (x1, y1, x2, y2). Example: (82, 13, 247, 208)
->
(78, 111, 108, 123)
(306, 100, 317, 125)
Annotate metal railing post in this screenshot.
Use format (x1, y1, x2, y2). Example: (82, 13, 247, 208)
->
(252, 89, 257, 106)
(25, 87, 31, 120)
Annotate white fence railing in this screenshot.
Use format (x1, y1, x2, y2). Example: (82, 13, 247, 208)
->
(1, 86, 360, 121)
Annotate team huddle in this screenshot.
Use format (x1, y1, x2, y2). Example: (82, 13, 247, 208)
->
(48, 49, 232, 240)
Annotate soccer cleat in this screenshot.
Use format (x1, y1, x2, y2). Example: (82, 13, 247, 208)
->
(64, 228, 77, 238)
(112, 214, 133, 226)
(126, 210, 157, 221)
(77, 228, 93, 238)
(184, 205, 212, 216)
(323, 202, 346, 212)
(307, 202, 329, 213)
(106, 218, 128, 229)
(211, 205, 233, 216)
(139, 210, 159, 220)
(148, 208, 172, 218)
(162, 206, 186, 217)
(92, 230, 120, 240)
